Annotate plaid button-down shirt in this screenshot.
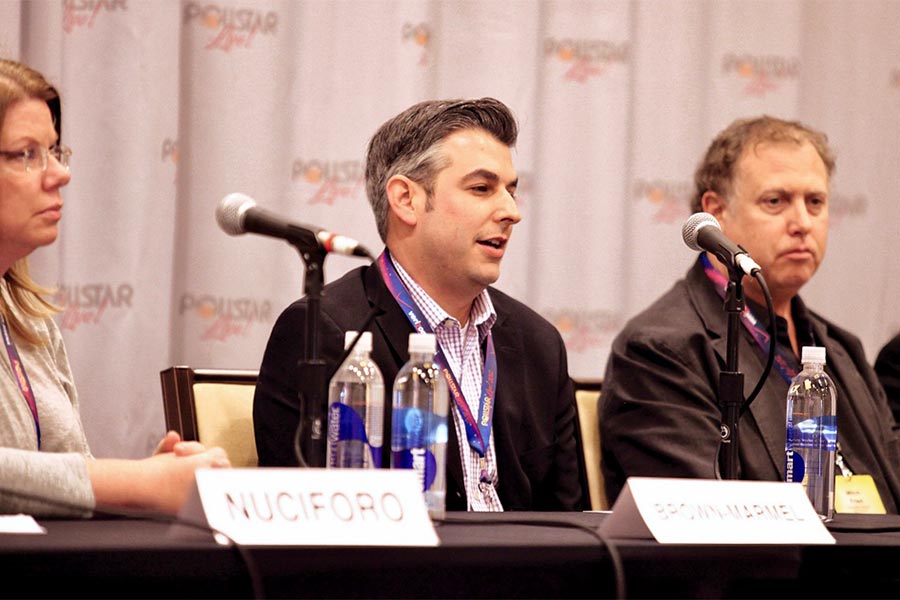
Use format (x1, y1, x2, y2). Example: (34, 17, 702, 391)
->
(392, 257, 503, 511)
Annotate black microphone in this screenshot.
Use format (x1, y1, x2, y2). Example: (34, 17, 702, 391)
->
(216, 193, 373, 259)
(682, 212, 761, 276)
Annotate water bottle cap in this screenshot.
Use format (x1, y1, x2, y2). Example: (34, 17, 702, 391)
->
(408, 332, 436, 355)
(344, 330, 372, 353)
(801, 345, 826, 365)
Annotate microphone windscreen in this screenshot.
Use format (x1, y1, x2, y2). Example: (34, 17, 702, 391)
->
(682, 212, 720, 251)
(216, 193, 255, 235)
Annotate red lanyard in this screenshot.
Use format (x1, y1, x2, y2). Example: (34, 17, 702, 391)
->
(1, 314, 41, 449)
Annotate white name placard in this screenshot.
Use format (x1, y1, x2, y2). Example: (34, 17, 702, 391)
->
(180, 468, 438, 547)
(601, 477, 835, 545)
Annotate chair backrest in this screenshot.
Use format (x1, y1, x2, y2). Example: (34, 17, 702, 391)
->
(160, 366, 259, 468)
(573, 379, 607, 511)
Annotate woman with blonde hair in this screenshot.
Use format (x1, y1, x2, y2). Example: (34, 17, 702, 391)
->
(0, 58, 229, 517)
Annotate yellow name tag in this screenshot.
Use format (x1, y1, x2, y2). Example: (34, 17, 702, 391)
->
(834, 475, 886, 514)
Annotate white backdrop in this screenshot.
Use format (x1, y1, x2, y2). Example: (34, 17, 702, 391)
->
(2, 0, 899, 458)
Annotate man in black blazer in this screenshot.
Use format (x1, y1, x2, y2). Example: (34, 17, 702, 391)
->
(253, 98, 583, 512)
(601, 116, 900, 512)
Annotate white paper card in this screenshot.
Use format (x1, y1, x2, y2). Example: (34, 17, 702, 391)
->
(180, 468, 438, 547)
(0, 514, 46, 534)
(601, 477, 835, 544)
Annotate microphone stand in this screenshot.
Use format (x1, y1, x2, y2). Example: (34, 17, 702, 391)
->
(719, 269, 746, 480)
(293, 244, 328, 468)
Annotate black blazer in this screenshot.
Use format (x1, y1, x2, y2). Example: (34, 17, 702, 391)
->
(875, 334, 900, 424)
(253, 261, 584, 511)
(601, 259, 900, 512)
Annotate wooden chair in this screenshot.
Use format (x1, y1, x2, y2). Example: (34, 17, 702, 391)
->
(160, 366, 259, 468)
(573, 378, 607, 510)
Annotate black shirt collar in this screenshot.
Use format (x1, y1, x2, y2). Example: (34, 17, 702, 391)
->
(745, 295, 816, 365)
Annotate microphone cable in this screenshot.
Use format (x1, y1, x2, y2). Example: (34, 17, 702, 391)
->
(741, 271, 777, 414)
(3, 483, 623, 599)
(442, 513, 626, 599)
(0, 483, 266, 599)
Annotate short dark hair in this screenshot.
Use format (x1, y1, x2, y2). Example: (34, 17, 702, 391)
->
(365, 98, 518, 241)
(692, 115, 835, 214)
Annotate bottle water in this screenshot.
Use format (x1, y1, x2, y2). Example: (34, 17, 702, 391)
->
(326, 331, 384, 469)
(785, 346, 837, 520)
(391, 332, 449, 520)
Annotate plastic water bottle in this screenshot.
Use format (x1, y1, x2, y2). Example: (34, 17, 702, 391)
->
(326, 331, 384, 469)
(391, 332, 449, 520)
(785, 346, 837, 520)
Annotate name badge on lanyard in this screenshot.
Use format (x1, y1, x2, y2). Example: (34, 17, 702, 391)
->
(835, 475, 887, 514)
(834, 446, 886, 514)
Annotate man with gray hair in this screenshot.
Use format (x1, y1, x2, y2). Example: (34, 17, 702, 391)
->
(254, 98, 583, 511)
(600, 115, 900, 513)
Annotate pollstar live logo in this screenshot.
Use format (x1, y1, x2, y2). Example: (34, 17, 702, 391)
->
(829, 192, 868, 225)
(53, 282, 134, 331)
(545, 37, 629, 83)
(161, 138, 179, 165)
(291, 159, 365, 206)
(162, 137, 178, 183)
(633, 178, 693, 224)
(722, 53, 800, 97)
(180, 293, 272, 342)
(545, 309, 623, 353)
(511, 170, 533, 209)
(184, 2, 278, 52)
(63, 0, 127, 33)
(402, 22, 431, 66)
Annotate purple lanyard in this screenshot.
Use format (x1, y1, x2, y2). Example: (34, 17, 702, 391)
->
(1, 315, 41, 448)
(378, 251, 497, 458)
(701, 254, 798, 383)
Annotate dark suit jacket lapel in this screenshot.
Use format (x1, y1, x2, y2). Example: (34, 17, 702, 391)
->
(808, 315, 891, 490)
(685, 260, 786, 479)
(364, 264, 411, 370)
(486, 296, 524, 478)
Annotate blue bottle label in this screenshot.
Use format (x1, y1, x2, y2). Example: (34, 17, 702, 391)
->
(785, 415, 836, 483)
(391, 406, 437, 491)
(392, 447, 438, 491)
(785, 449, 806, 483)
(327, 402, 382, 467)
(820, 415, 837, 450)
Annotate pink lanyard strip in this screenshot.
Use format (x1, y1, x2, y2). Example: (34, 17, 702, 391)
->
(1, 315, 41, 448)
(701, 254, 798, 384)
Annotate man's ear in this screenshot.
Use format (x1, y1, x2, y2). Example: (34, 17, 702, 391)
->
(701, 191, 727, 220)
(386, 174, 420, 227)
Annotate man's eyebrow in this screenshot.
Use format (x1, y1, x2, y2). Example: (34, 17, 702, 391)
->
(461, 169, 500, 184)
(461, 169, 518, 189)
(757, 186, 828, 197)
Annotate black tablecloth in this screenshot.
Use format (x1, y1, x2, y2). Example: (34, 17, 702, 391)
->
(3, 511, 900, 598)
